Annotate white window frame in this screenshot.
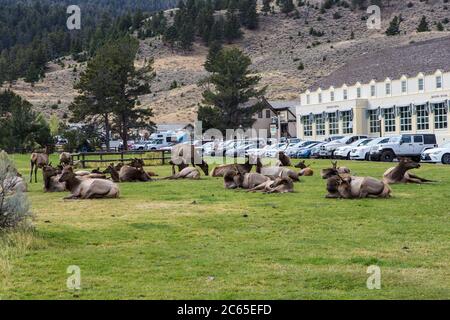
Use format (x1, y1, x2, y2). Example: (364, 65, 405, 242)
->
(418, 78, 424, 92)
(384, 108, 396, 132)
(356, 87, 361, 98)
(434, 102, 448, 129)
(436, 76, 443, 89)
(369, 110, 380, 133)
(342, 110, 353, 134)
(385, 82, 391, 95)
(416, 104, 429, 131)
(401, 80, 407, 93)
(328, 112, 339, 135)
(330, 91, 335, 102)
(303, 116, 313, 137)
(343, 89, 348, 100)
(315, 114, 325, 136)
(399, 106, 412, 132)
(370, 85, 376, 97)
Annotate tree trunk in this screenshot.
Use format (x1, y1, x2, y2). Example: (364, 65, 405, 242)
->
(121, 115, 128, 151)
(104, 114, 111, 151)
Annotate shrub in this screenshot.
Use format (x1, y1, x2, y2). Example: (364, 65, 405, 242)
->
(0, 152, 32, 230)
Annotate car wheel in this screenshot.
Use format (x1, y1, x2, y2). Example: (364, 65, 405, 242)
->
(346, 152, 351, 160)
(365, 153, 370, 161)
(380, 150, 395, 162)
(442, 153, 450, 165)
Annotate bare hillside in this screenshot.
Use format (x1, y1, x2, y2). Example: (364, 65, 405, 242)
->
(4, 0, 450, 124)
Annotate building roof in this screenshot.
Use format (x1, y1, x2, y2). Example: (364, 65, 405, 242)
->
(309, 36, 450, 91)
(262, 98, 298, 116)
(156, 123, 193, 132)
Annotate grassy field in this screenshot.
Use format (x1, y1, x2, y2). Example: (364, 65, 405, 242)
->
(0, 154, 449, 300)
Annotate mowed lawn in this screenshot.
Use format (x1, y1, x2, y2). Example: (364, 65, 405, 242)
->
(1, 154, 449, 299)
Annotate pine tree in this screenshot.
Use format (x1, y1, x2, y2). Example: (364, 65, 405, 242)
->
(385, 16, 401, 36)
(240, 0, 259, 30)
(163, 25, 178, 49)
(280, 0, 295, 15)
(199, 48, 267, 132)
(224, 6, 242, 43)
(209, 17, 225, 43)
(204, 41, 223, 72)
(417, 16, 430, 32)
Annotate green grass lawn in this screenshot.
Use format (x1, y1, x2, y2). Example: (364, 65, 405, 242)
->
(1, 154, 449, 299)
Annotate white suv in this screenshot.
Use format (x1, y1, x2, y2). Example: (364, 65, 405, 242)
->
(350, 137, 390, 161)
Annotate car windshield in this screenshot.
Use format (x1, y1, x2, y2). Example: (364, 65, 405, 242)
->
(442, 142, 450, 148)
(390, 136, 401, 143)
(358, 139, 372, 146)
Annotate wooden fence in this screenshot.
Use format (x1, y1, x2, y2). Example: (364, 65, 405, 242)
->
(71, 150, 171, 168)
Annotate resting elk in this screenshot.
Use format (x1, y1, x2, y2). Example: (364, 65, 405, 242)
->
(223, 168, 272, 189)
(59, 166, 120, 199)
(249, 177, 294, 194)
(383, 158, 434, 184)
(170, 144, 209, 176)
(42, 165, 66, 192)
(30, 147, 49, 183)
(334, 175, 391, 199)
(59, 152, 72, 166)
(275, 151, 292, 167)
(295, 160, 314, 176)
(211, 155, 257, 177)
(256, 158, 300, 182)
(164, 167, 201, 180)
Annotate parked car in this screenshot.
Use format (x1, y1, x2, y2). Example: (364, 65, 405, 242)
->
(319, 135, 368, 158)
(265, 143, 288, 158)
(370, 134, 437, 162)
(350, 137, 391, 161)
(296, 142, 322, 159)
(286, 141, 321, 158)
(310, 142, 327, 158)
(421, 142, 450, 164)
(334, 138, 373, 160)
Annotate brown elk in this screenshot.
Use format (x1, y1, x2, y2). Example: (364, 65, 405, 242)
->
(42, 165, 66, 192)
(170, 144, 209, 176)
(276, 151, 292, 167)
(119, 165, 152, 182)
(321, 161, 350, 179)
(164, 167, 201, 180)
(249, 177, 294, 194)
(58, 166, 119, 199)
(211, 155, 257, 177)
(223, 168, 272, 189)
(256, 159, 300, 182)
(295, 160, 314, 176)
(59, 152, 72, 166)
(383, 158, 434, 184)
(103, 164, 120, 183)
(30, 148, 49, 183)
(334, 175, 391, 199)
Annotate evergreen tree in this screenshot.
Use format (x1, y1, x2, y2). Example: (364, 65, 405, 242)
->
(280, 0, 295, 15)
(209, 17, 225, 43)
(385, 16, 401, 36)
(262, 0, 272, 13)
(224, 6, 242, 43)
(417, 16, 430, 32)
(240, 0, 259, 30)
(163, 25, 178, 49)
(198, 48, 266, 132)
(204, 41, 223, 72)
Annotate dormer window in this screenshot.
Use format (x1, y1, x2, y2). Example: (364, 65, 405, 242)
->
(418, 78, 424, 91)
(306, 94, 310, 104)
(356, 87, 361, 98)
(370, 85, 376, 97)
(401, 80, 407, 93)
(330, 91, 335, 102)
(343, 89, 348, 100)
(318, 93, 322, 103)
(385, 82, 391, 95)
(436, 75, 442, 89)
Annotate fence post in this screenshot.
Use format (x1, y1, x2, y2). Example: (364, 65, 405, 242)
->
(81, 153, 86, 168)
(162, 150, 165, 165)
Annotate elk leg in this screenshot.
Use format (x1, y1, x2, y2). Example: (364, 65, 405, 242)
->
(29, 161, 34, 183)
(34, 165, 38, 183)
(325, 192, 340, 199)
(406, 177, 423, 184)
(408, 173, 433, 182)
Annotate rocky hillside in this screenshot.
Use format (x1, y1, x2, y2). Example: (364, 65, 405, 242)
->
(4, 0, 450, 124)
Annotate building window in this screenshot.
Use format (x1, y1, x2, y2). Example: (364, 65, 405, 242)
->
(342, 110, 353, 134)
(369, 110, 380, 133)
(384, 108, 396, 132)
(343, 89, 348, 100)
(418, 78, 424, 91)
(303, 116, 313, 137)
(416, 105, 429, 130)
(328, 112, 339, 135)
(370, 85, 376, 97)
(266, 109, 271, 118)
(434, 102, 448, 129)
(330, 91, 335, 102)
(401, 80, 407, 93)
(385, 83, 391, 95)
(399, 106, 412, 132)
(357, 87, 361, 98)
(258, 110, 263, 118)
(306, 94, 310, 104)
(436, 76, 443, 89)
(315, 114, 325, 136)
(318, 93, 322, 103)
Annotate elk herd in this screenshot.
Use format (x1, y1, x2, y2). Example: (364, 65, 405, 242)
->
(17, 148, 436, 201)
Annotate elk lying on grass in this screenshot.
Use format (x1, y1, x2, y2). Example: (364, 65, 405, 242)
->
(256, 159, 300, 182)
(59, 166, 119, 199)
(59, 152, 72, 166)
(275, 151, 292, 167)
(211, 155, 257, 177)
(249, 177, 294, 194)
(164, 167, 201, 180)
(30, 149, 49, 183)
(223, 169, 272, 189)
(119, 165, 152, 182)
(170, 144, 209, 176)
(321, 161, 350, 179)
(383, 158, 434, 184)
(333, 175, 391, 199)
(42, 165, 66, 192)
(295, 160, 314, 176)
(103, 164, 120, 182)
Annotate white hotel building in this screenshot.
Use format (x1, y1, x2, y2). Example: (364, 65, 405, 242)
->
(296, 37, 450, 145)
